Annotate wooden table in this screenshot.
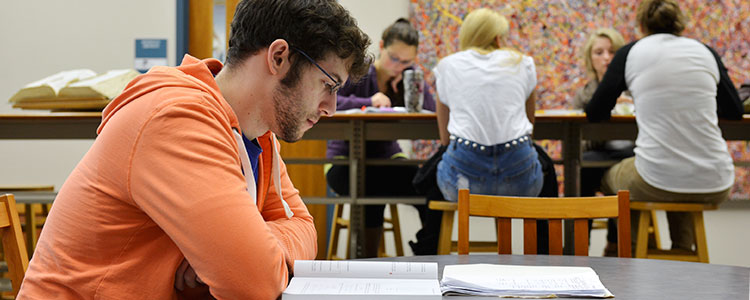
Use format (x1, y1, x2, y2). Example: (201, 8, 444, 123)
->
(308, 113, 750, 256)
(5, 111, 748, 197)
(3, 112, 749, 257)
(371, 254, 750, 299)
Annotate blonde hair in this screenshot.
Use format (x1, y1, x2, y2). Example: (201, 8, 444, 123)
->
(582, 28, 625, 81)
(636, 0, 685, 36)
(459, 8, 523, 64)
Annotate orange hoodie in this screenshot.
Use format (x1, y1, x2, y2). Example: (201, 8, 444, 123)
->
(18, 55, 317, 299)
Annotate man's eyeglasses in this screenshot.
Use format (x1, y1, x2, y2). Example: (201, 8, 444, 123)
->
(290, 46, 341, 94)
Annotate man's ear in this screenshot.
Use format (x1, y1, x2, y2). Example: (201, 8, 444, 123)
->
(266, 39, 291, 76)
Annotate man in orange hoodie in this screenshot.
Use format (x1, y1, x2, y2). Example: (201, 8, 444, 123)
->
(18, 0, 370, 299)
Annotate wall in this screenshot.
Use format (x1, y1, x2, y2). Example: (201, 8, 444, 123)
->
(0, 1, 176, 188)
(338, 0, 410, 56)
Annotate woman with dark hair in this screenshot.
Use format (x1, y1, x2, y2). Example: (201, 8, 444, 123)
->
(586, 0, 743, 253)
(326, 18, 437, 257)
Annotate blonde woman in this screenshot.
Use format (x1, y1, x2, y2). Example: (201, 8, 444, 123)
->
(434, 8, 542, 201)
(574, 28, 634, 256)
(573, 28, 626, 109)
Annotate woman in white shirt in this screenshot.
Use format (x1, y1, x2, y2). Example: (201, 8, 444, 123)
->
(434, 8, 543, 201)
(586, 0, 744, 251)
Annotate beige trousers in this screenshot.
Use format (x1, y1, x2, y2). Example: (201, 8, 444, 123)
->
(601, 157, 730, 250)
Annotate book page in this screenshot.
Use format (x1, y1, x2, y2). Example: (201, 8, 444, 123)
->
(284, 277, 441, 296)
(293, 260, 438, 279)
(9, 69, 97, 103)
(23, 69, 96, 93)
(441, 264, 612, 297)
(66, 69, 137, 87)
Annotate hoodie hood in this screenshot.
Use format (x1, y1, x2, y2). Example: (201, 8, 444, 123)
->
(100, 55, 234, 135)
(100, 54, 293, 218)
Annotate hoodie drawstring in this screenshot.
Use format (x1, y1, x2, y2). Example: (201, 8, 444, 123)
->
(270, 134, 294, 218)
(233, 130, 294, 219)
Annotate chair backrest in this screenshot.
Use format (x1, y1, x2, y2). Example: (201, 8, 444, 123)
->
(0, 194, 29, 295)
(457, 189, 631, 257)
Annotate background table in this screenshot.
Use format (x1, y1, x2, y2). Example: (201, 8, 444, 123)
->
(372, 254, 750, 299)
(3, 112, 749, 257)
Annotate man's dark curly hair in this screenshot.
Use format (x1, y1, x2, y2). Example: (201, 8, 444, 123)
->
(225, 0, 371, 85)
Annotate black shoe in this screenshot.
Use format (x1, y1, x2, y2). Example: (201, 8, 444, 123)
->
(409, 239, 438, 256)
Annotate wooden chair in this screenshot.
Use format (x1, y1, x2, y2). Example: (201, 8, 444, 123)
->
(0, 194, 30, 297)
(0, 185, 54, 257)
(457, 189, 631, 257)
(428, 201, 498, 254)
(326, 204, 403, 259)
(631, 201, 716, 263)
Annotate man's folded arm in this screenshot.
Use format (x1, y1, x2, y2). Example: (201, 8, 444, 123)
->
(130, 101, 291, 299)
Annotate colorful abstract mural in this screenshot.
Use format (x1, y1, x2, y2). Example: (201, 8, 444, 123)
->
(410, 0, 750, 199)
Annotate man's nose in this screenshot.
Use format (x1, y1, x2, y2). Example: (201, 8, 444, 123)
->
(320, 94, 336, 117)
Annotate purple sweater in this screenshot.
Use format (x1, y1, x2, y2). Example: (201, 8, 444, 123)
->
(326, 65, 436, 159)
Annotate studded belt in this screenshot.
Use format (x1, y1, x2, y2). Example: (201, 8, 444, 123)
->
(449, 135, 532, 155)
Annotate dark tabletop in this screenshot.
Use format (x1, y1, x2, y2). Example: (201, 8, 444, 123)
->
(368, 255, 749, 300)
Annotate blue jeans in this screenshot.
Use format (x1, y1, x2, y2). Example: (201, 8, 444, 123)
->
(437, 135, 543, 201)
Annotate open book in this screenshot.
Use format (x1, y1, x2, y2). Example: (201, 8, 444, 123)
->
(441, 264, 614, 298)
(282, 260, 442, 299)
(9, 69, 140, 110)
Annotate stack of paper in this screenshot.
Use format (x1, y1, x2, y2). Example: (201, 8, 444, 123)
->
(441, 264, 613, 298)
(339, 106, 435, 114)
(283, 260, 442, 299)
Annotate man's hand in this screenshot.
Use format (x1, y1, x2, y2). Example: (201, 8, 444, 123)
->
(175, 259, 204, 291)
(371, 92, 392, 108)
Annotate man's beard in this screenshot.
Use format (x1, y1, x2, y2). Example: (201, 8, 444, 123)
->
(272, 83, 306, 143)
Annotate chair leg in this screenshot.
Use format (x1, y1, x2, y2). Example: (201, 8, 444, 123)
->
(24, 203, 38, 258)
(692, 212, 709, 263)
(389, 204, 404, 256)
(437, 210, 454, 255)
(649, 210, 662, 250)
(378, 231, 387, 257)
(378, 204, 404, 257)
(327, 204, 347, 260)
(635, 210, 650, 258)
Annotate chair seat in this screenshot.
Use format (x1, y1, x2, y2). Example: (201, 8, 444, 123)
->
(630, 202, 717, 212)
